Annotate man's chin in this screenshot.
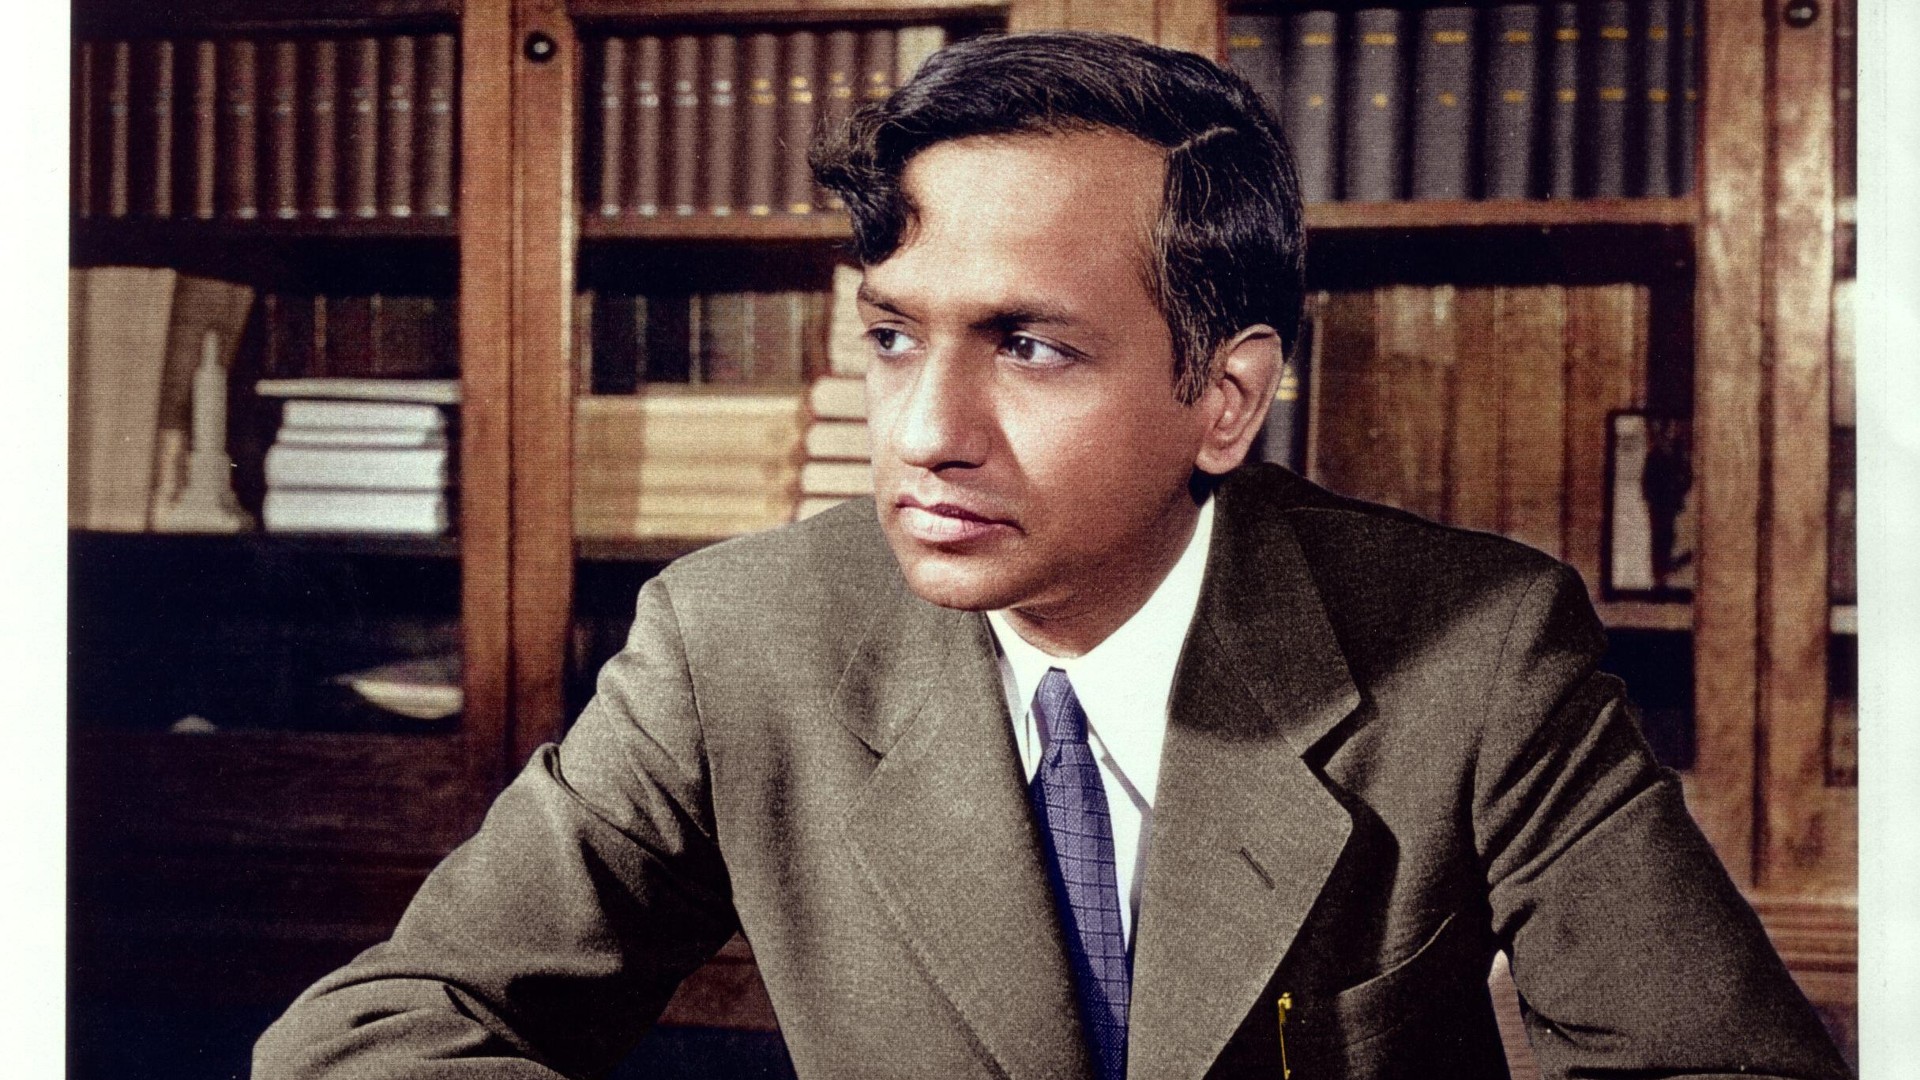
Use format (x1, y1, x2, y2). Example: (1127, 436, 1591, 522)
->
(891, 547, 1029, 612)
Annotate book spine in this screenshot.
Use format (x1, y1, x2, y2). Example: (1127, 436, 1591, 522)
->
(1260, 321, 1313, 473)
(596, 37, 628, 216)
(267, 39, 300, 219)
(383, 35, 418, 217)
(73, 42, 96, 218)
(1546, 2, 1581, 199)
(1676, 0, 1698, 195)
(107, 40, 132, 218)
(1482, 5, 1540, 199)
(1411, 7, 1475, 200)
(1641, 0, 1674, 197)
(221, 40, 259, 219)
(749, 291, 807, 384)
(421, 33, 456, 217)
(1589, 0, 1631, 198)
(308, 39, 340, 219)
(743, 32, 781, 216)
(705, 34, 740, 215)
(860, 28, 896, 102)
(189, 41, 218, 220)
(345, 37, 380, 218)
(667, 34, 701, 216)
(1343, 8, 1406, 201)
(1284, 11, 1340, 203)
(817, 29, 859, 209)
(1226, 15, 1287, 120)
(697, 292, 751, 383)
(781, 31, 818, 215)
(630, 36, 664, 216)
(145, 40, 177, 218)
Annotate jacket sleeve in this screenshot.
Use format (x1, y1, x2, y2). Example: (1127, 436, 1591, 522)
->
(253, 575, 741, 1080)
(1473, 564, 1851, 1080)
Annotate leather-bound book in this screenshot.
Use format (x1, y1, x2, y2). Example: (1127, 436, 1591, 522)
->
(1226, 14, 1286, 119)
(705, 34, 740, 215)
(421, 32, 456, 217)
(307, 38, 340, 219)
(667, 34, 701, 216)
(859, 28, 895, 102)
(781, 31, 819, 214)
(1482, 5, 1540, 199)
(1589, 0, 1632, 198)
(596, 36, 628, 217)
(1545, 1, 1580, 198)
(1641, 0, 1675, 197)
(221, 39, 259, 219)
(1284, 11, 1339, 203)
(345, 36, 381, 218)
(143, 40, 176, 218)
(188, 41, 218, 219)
(382, 34, 418, 217)
(1410, 6, 1475, 200)
(817, 29, 859, 209)
(629, 36, 664, 216)
(73, 42, 97, 218)
(267, 39, 300, 219)
(1343, 8, 1406, 201)
(106, 40, 132, 218)
(743, 32, 780, 216)
(1676, 0, 1698, 195)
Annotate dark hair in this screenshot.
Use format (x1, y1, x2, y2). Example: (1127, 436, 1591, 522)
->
(810, 30, 1307, 404)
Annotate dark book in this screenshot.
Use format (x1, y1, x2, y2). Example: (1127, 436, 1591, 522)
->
(748, 291, 809, 385)
(421, 33, 457, 217)
(743, 32, 781, 216)
(645, 293, 694, 383)
(374, 296, 453, 377)
(595, 37, 628, 216)
(324, 295, 376, 376)
(383, 35, 418, 217)
(630, 36, 664, 216)
(345, 37, 381, 218)
(107, 40, 132, 218)
(221, 39, 259, 220)
(307, 38, 341, 219)
(188, 41, 218, 219)
(588, 292, 646, 394)
(1546, 1, 1581, 198)
(1284, 11, 1340, 203)
(1641, 0, 1675, 197)
(73, 42, 96, 218)
(142, 40, 176, 218)
(1226, 15, 1286, 120)
(781, 31, 819, 215)
(705, 34, 740, 215)
(817, 30, 860, 209)
(1676, 0, 1698, 195)
(1835, 0, 1855, 201)
(698, 292, 753, 383)
(1831, 426, 1856, 604)
(1483, 5, 1540, 199)
(667, 34, 701, 217)
(860, 28, 896, 102)
(1411, 6, 1475, 200)
(1344, 8, 1406, 201)
(267, 40, 300, 219)
(263, 293, 318, 378)
(1589, 0, 1631, 198)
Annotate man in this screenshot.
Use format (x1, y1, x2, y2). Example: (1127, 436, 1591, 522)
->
(256, 32, 1848, 1080)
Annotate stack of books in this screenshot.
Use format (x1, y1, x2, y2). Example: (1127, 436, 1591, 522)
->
(574, 389, 805, 540)
(256, 378, 459, 534)
(73, 32, 459, 223)
(796, 265, 873, 520)
(574, 287, 822, 392)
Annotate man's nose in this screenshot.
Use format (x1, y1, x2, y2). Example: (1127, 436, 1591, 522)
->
(889, 348, 990, 471)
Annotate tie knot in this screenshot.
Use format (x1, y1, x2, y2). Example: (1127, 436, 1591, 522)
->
(1033, 668, 1089, 746)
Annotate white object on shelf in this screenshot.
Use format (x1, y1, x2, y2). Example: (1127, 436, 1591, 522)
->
(154, 331, 252, 533)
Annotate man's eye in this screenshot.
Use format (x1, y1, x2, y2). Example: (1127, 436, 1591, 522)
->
(1002, 335, 1074, 367)
(866, 327, 919, 359)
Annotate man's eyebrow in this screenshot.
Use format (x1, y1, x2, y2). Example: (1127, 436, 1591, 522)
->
(856, 284, 1083, 332)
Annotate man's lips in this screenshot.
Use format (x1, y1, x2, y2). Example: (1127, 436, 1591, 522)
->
(894, 495, 1017, 544)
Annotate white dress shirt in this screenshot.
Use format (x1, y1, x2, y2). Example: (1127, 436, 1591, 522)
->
(985, 496, 1216, 946)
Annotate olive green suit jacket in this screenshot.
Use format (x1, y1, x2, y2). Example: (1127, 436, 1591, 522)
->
(255, 464, 1849, 1080)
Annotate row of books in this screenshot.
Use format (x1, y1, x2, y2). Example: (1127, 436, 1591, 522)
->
(576, 289, 825, 392)
(258, 293, 459, 381)
(73, 32, 458, 223)
(582, 25, 948, 218)
(258, 378, 459, 535)
(1226, 1, 1698, 202)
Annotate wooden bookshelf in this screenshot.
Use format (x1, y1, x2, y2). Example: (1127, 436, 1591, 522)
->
(1305, 196, 1698, 231)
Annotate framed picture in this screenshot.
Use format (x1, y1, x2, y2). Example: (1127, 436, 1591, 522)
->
(1604, 411, 1697, 600)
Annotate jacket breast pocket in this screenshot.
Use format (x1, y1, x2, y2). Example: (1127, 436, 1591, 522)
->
(1326, 910, 1474, 1047)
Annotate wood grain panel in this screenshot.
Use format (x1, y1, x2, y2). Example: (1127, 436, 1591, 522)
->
(1374, 285, 1455, 522)
(1445, 287, 1503, 536)
(1498, 286, 1569, 559)
(1154, 0, 1221, 57)
(1562, 284, 1647, 589)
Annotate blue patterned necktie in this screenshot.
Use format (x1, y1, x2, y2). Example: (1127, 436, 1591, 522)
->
(1028, 668, 1130, 1080)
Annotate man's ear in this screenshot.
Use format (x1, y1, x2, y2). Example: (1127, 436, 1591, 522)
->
(1193, 325, 1285, 476)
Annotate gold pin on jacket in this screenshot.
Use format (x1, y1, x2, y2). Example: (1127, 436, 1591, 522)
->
(1276, 992, 1293, 1079)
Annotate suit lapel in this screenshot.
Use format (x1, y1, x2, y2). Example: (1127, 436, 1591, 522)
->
(836, 579, 1092, 1080)
(1128, 476, 1362, 1080)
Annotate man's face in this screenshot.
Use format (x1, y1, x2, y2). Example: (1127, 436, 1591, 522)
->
(860, 131, 1222, 629)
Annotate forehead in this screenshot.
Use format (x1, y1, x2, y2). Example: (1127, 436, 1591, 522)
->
(865, 131, 1166, 311)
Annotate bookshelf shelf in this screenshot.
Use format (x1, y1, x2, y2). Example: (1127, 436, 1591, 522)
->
(1304, 197, 1698, 232)
(72, 217, 460, 246)
(72, 0, 459, 37)
(580, 212, 855, 243)
(70, 529, 460, 561)
(568, 0, 1007, 24)
(575, 535, 727, 563)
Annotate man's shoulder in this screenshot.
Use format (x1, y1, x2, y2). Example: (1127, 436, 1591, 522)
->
(650, 497, 898, 622)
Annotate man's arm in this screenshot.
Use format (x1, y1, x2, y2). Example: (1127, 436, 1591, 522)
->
(254, 575, 739, 1079)
(1474, 564, 1850, 1080)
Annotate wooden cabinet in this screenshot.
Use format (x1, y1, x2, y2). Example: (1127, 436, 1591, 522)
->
(66, 0, 1856, 1070)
